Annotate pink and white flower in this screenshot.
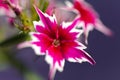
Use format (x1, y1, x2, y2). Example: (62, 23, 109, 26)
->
(30, 6, 95, 80)
(66, 0, 113, 43)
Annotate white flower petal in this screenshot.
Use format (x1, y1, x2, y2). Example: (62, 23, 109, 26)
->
(29, 32, 45, 55)
(45, 51, 65, 72)
(33, 21, 45, 28)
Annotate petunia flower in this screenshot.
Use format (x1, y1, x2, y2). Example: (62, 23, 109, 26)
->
(30, 6, 95, 80)
(65, 0, 113, 43)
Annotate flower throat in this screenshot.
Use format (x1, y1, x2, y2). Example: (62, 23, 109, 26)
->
(52, 39, 60, 47)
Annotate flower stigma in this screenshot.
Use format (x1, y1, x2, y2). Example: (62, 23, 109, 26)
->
(52, 39, 60, 47)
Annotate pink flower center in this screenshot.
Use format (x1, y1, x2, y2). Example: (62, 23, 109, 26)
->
(52, 39, 60, 47)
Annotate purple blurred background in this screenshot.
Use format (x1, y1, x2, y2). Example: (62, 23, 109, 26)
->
(0, 0, 120, 80)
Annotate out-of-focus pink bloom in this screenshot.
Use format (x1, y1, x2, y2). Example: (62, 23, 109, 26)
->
(0, 0, 12, 16)
(66, 0, 113, 43)
(8, 17, 14, 25)
(46, 0, 76, 24)
(0, 0, 22, 26)
(30, 6, 95, 80)
(0, 0, 21, 16)
(45, 0, 55, 16)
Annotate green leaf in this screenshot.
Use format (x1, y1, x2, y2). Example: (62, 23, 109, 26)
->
(0, 50, 10, 71)
(30, 0, 49, 20)
(24, 71, 43, 80)
(0, 33, 30, 47)
(39, 0, 49, 12)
